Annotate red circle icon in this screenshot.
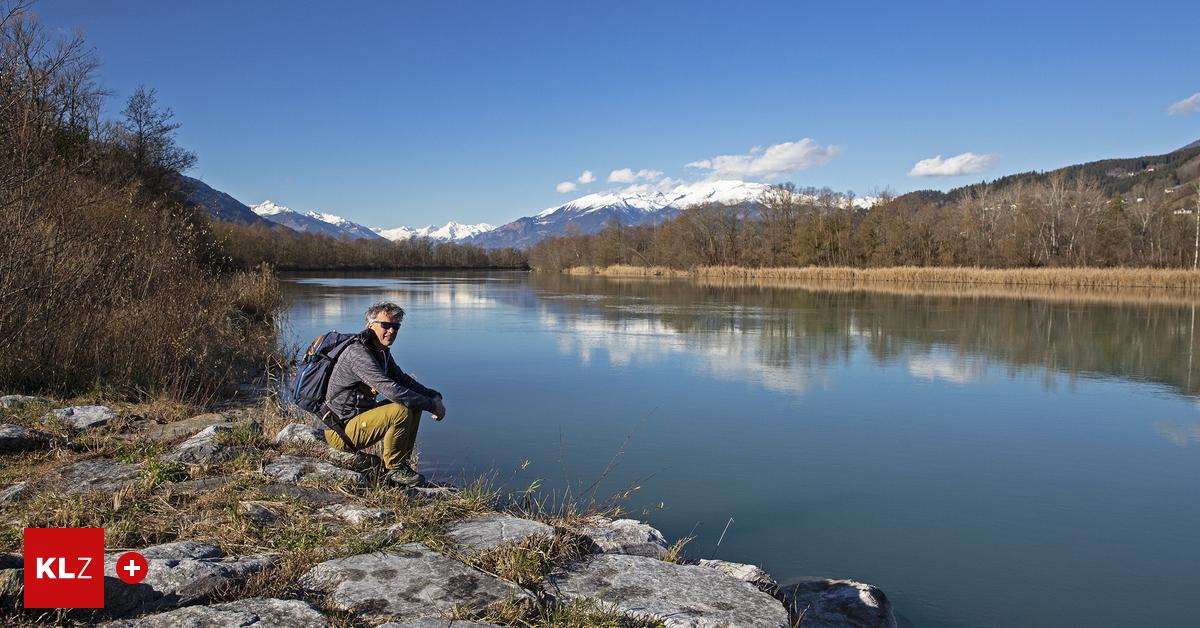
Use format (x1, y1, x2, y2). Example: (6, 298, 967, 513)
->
(115, 551, 148, 584)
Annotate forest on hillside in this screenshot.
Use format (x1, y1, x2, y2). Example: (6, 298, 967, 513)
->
(529, 172, 1200, 271)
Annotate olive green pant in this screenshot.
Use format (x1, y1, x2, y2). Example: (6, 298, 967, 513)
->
(325, 402, 421, 470)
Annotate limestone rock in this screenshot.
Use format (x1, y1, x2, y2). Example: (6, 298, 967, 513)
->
(407, 484, 460, 499)
(262, 455, 366, 487)
(327, 448, 383, 471)
(580, 518, 669, 559)
(138, 540, 224, 560)
(258, 482, 349, 506)
(274, 422, 323, 445)
(162, 425, 252, 465)
(780, 578, 898, 628)
(0, 553, 22, 606)
(548, 553, 789, 627)
(145, 413, 242, 443)
(46, 405, 116, 430)
(445, 512, 554, 552)
(58, 458, 141, 494)
(0, 423, 61, 453)
(0, 394, 46, 408)
(299, 543, 530, 621)
(99, 597, 326, 627)
(698, 559, 779, 596)
(0, 481, 31, 503)
(319, 503, 395, 526)
(238, 501, 285, 524)
(102, 541, 277, 617)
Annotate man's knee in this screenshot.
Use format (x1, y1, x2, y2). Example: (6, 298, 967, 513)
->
(380, 402, 417, 425)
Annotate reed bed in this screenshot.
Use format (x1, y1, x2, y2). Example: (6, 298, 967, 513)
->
(568, 264, 1200, 291)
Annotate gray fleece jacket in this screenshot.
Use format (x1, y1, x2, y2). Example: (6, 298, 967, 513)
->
(323, 330, 441, 421)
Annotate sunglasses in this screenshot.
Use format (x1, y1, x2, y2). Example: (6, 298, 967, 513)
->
(371, 320, 401, 331)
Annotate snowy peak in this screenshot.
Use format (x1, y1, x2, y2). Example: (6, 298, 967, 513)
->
(535, 180, 770, 222)
(250, 201, 384, 240)
(373, 220, 497, 243)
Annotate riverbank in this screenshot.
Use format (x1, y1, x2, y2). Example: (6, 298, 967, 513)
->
(565, 264, 1200, 290)
(0, 392, 896, 626)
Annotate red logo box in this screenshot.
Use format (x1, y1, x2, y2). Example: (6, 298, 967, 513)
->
(23, 528, 105, 609)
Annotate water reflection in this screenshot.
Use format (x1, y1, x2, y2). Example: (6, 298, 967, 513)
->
(524, 273, 1200, 400)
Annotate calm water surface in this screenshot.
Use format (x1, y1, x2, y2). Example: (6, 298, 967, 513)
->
(280, 271, 1200, 628)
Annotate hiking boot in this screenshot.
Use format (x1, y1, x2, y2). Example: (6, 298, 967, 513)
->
(383, 461, 425, 488)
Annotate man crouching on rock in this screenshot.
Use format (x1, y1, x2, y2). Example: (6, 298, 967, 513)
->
(322, 302, 446, 487)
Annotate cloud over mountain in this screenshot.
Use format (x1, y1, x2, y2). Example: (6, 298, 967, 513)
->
(608, 168, 662, 183)
(686, 139, 839, 180)
(908, 152, 997, 177)
(1168, 92, 1200, 116)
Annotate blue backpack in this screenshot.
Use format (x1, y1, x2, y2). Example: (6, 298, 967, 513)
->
(291, 331, 360, 416)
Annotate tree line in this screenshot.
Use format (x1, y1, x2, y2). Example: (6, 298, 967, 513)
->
(529, 176, 1200, 271)
(212, 222, 526, 271)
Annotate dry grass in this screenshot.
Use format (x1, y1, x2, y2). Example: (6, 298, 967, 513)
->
(566, 264, 1200, 307)
(450, 597, 666, 627)
(570, 264, 1200, 289)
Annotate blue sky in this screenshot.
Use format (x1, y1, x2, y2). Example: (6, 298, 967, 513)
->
(36, 0, 1200, 228)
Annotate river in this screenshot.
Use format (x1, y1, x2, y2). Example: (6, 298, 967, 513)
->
(280, 270, 1200, 628)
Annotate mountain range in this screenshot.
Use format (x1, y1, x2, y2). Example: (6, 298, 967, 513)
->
(464, 180, 780, 249)
(184, 139, 1200, 251)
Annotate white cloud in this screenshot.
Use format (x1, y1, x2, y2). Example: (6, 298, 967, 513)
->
(577, 170, 595, 184)
(555, 181, 578, 193)
(908, 152, 997, 177)
(685, 139, 839, 180)
(1168, 92, 1200, 116)
(608, 168, 663, 183)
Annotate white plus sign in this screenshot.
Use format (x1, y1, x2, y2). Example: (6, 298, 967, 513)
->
(123, 560, 141, 577)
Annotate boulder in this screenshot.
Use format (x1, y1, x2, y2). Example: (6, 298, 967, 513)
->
(274, 423, 323, 446)
(579, 518, 668, 559)
(779, 578, 898, 628)
(445, 512, 555, 552)
(0, 553, 21, 606)
(46, 405, 116, 430)
(102, 541, 277, 617)
(258, 482, 350, 506)
(0, 481, 31, 504)
(238, 501, 285, 525)
(299, 543, 530, 621)
(408, 484, 459, 499)
(99, 597, 325, 627)
(58, 458, 141, 494)
(319, 504, 395, 526)
(0, 423, 61, 453)
(327, 448, 383, 471)
(261, 455, 366, 487)
(162, 425, 252, 465)
(0, 394, 46, 408)
(698, 559, 779, 596)
(145, 413, 242, 443)
(548, 553, 789, 627)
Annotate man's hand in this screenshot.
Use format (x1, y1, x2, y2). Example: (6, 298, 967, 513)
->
(431, 397, 447, 421)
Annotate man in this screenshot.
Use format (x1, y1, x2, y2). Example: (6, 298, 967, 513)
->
(322, 302, 446, 487)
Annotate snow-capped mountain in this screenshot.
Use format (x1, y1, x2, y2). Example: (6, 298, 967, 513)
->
(373, 221, 496, 243)
(467, 180, 771, 249)
(251, 201, 385, 240)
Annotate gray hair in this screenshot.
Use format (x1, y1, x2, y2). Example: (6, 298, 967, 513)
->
(365, 302, 405, 323)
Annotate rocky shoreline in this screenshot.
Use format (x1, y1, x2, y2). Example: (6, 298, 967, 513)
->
(0, 394, 896, 627)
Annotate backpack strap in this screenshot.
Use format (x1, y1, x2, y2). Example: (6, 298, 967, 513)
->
(319, 405, 360, 454)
